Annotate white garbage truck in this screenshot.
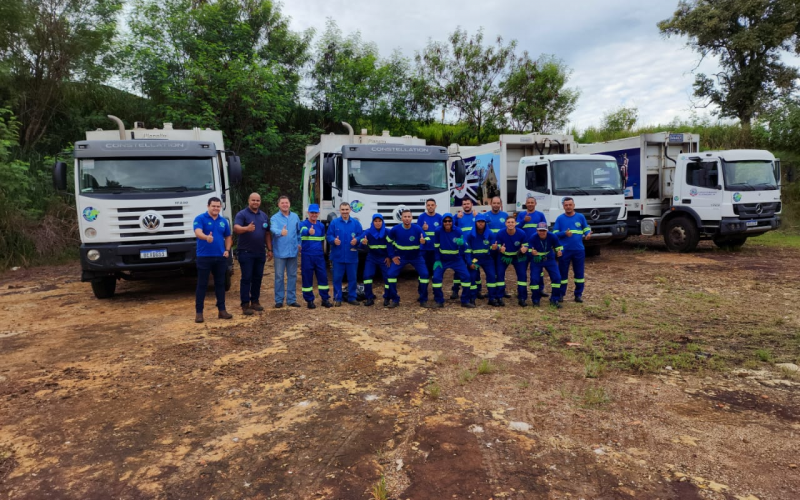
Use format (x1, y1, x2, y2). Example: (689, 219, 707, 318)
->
(448, 134, 628, 253)
(577, 132, 782, 251)
(53, 116, 242, 298)
(303, 122, 451, 227)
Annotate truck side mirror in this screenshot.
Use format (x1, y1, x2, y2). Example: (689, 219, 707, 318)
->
(53, 161, 67, 191)
(227, 155, 242, 186)
(323, 156, 335, 185)
(453, 159, 466, 185)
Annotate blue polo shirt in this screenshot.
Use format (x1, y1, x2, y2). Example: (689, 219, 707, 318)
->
(516, 210, 547, 238)
(417, 212, 443, 251)
(234, 208, 269, 254)
(194, 212, 231, 257)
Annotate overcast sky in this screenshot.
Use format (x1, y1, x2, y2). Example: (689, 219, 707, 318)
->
(281, 0, 727, 130)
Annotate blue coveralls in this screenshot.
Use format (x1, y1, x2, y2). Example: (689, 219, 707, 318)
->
(299, 220, 330, 303)
(553, 213, 591, 299)
(417, 212, 443, 279)
(387, 223, 430, 304)
(453, 210, 476, 295)
(466, 226, 497, 301)
(486, 210, 509, 295)
(516, 210, 547, 292)
(494, 228, 530, 301)
(326, 216, 363, 302)
(432, 226, 471, 304)
(359, 215, 395, 302)
(528, 231, 563, 305)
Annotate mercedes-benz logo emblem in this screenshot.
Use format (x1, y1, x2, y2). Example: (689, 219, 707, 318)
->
(589, 208, 600, 221)
(140, 211, 163, 232)
(755, 204, 763, 215)
(394, 205, 407, 223)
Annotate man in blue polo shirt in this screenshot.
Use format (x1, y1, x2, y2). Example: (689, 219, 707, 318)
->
(233, 192, 272, 316)
(193, 197, 233, 323)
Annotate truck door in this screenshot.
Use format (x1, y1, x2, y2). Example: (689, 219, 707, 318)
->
(333, 156, 344, 212)
(522, 162, 553, 220)
(679, 158, 722, 220)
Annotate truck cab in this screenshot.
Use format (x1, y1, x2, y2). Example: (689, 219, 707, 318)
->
(303, 124, 450, 227)
(53, 118, 241, 298)
(516, 154, 628, 247)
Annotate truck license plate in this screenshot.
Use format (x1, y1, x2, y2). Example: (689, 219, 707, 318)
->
(745, 220, 758, 227)
(140, 249, 167, 259)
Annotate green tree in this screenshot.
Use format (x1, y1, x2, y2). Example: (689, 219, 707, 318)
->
(659, 0, 800, 127)
(501, 54, 580, 133)
(0, 0, 123, 150)
(416, 27, 517, 143)
(601, 106, 639, 132)
(125, 0, 312, 196)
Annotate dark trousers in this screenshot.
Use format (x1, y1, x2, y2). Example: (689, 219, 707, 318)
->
(496, 254, 529, 300)
(432, 259, 471, 304)
(196, 256, 227, 313)
(531, 258, 562, 304)
(559, 249, 586, 298)
(301, 254, 330, 302)
(332, 261, 358, 302)
(364, 257, 392, 301)
(387, 256, 430, 303)
(238, 251, 266, 306)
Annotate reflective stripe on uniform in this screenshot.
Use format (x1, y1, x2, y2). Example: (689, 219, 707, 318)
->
(432, 283, 443, 288)
(418, 278, 430, 284)
(394, 244, 420, 250)
(302, 287, 313, 292)
(363, 279, 373, 284)
(574, 278, 585, 283)
(301, 236, 324, 241)
(440, 249, 459, 255)
(551, 284, 561, 288)
(318, 285, 329, 290)
(388, 278, 398, 283)
(530, 285, 540, 290)
(516, 281, 527, 287)
(472, 249, 489, 254)
(369, 244, 387, 249)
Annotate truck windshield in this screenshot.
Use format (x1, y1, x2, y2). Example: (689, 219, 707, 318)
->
(551, 160, 623, 195)
(348, 160, 448, 191)
(722, 160, 778, 191)
(79, 158, 215, 193)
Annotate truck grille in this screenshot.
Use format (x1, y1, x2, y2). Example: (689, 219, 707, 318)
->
(575, 207, 621, 225)
(734, 202, 780, 219)
(111, 206, 194, 239)
(375, 202, 427, 227)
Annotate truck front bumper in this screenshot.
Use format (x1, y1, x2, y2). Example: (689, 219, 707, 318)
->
(719, 216, 780, 236)
(585, 222, 628, 244)
(80, 240, 198, 281)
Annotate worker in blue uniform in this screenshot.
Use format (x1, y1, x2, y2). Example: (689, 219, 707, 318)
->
(359, 213, 396, 307)
(528, 222, 563, 308)
(386, 209, 431, 308)
(553, 197, 591, 303)
(486, 196, 511, 299)
(493, 216, 529, 307)
(432, 214, 474, 308)
(466, 213, 498, 305)
(326, 202, 363, 306)
(299, 204, 332, 309)
(516, 196, 548, 297)
(417, 198, 443, 279)
(453, 198, 477, 299)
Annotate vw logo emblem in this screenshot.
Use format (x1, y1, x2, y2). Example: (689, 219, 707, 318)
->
(140, 211, 163, 232)
(394, 205, 407, 223)
(589, 208, 600, 221)
(755, 204, 763, 215)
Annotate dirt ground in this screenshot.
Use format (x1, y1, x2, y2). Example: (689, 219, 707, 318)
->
(1, 238, 799, 499)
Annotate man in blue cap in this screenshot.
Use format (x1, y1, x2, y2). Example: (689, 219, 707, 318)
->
(359, 213, 395, 306)
(528, 221, 563, 308)
(299, 204, 332, 309)
(326, 202, 363, 306)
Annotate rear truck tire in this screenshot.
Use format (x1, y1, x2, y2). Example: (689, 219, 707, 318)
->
(585, 246, 602, 257)
(663, 217, 699, 253)
(224, 269, 232, 292)
(713, 235, 747, 250)
(91, 277, 116, 299)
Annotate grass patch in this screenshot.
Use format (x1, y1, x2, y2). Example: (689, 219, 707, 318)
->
(518, 379, 530, 389)
(748, 231, 800, 249)
(476, 359, 497, 375)
(371, 475, 389, 500)
(584, 356, 607, 379)
(581, 385, 610, 408)
(459, 370, 476, 383)
(755, 349, 774, 363)
(426, 382, 441, 400)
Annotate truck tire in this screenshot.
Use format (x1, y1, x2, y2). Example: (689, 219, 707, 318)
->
(585, 246, 602, 257)
(91, 277, 116, 299)
(713, 235, 747, 250)
(663, 217, 699, 253)
(224, 269, 232, 292)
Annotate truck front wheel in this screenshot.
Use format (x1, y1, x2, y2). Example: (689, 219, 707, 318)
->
(713, 235, 747, 250)
(663, 217, 699, 253)
(91, 277, 116, 299)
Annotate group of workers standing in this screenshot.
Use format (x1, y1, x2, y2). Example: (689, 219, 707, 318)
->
(191, 193, 591, 322)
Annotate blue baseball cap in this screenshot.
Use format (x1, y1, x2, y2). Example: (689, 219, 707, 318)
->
(308, 203, 320, 213)
(442, 213, 453, 221)
(475, 213, 489, 222)
(537, 222, 548, 231)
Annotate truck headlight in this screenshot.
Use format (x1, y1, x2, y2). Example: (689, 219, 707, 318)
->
(85, 228, 97, 238)
(87, 249, 101, 261)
